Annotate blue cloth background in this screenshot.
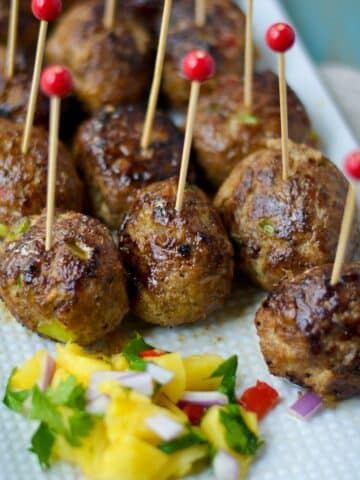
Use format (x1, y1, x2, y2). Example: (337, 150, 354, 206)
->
(280, 0, 360, 67)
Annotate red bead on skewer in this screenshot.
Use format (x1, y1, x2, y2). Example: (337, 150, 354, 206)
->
(181, 49, 215, 82)
(266, 22, 295, 53)
(40, 65, 73, 98)
(344, 150, 360, 180)
(31, 0, 62, 22)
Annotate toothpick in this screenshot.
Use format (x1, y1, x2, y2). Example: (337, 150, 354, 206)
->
(5, 0, 19, 79)
(330, 184, 357, 285)
(45, 96, 61, 251)
(141, 0, 172, 150)
(175, 81, 200, 212)
(22, 20, 48, 154)
(195, 0, 206, 27)
(103, 0, 117, 30)
(278, 53, 289, 181)
(243, 0, 253, 108)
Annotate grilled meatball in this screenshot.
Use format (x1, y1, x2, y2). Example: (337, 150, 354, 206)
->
(194, 72, 313, 187)
(0, 0, 38, 53)
(163, 0, 246, 108)
(46, 0, 152, 112)
(255, 263, 360, 402)
(119, 177, 234, 326)
(0, 118, 84, 227)
(0, 211, 129, 345)
(214, 139, 358, 290)
(74, 105, 187, 229)
(0, 46, 48, 126)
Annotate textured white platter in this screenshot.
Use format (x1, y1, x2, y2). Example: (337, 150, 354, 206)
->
(0, 1, 359, 480)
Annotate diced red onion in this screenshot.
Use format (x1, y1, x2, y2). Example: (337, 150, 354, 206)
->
(213, 450, 240, 480)
(146, 363, 174, 385)
(288, 391, 323, 420)
(180, 391, 229, 407)
(88, 371, 154, 398)
(86, 394, 110, 415)
(37, 352, 56, 391)
(145, 413, 184, 441)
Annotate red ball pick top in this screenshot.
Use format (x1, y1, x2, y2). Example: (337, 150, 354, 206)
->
(181, 49, 215, 82)
(344, 150, 360, 181)
(32, 0, 62, 21)
(266, 22, 295, 53)
(40, 65, 73, 98)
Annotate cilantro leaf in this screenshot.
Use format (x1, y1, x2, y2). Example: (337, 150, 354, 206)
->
(29, 422, 55, 469)
(210, 356, 238, 402)
(67, 411, 94, 447)
(237, 113, 259, 125)
(29, 386, 66, 435)
(46, 376, 86, 409)
(123, 334, 154, 371)
(219, 404, 263, 456)
(3, 369, 31, 413)
(158, 428, 207, 454)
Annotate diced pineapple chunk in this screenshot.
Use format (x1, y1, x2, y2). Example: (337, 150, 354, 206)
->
(50, 368, 69, 388)
(56, 343, 112, 386)
(183, 354, 224, 391)
(10, 350, 46, 390)
(163, 444, 209, 478)
(147, 353, 186, 403)
(156, 393, 188, 423)
(111, 353, 129, 371)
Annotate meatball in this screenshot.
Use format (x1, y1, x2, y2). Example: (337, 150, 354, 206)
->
(119, 177, 234, 326)
(46, 0, 152, 112)
(0, 118, 84, 227)
(194, 72, 313, 187)
(0, 0, 38, 53)
(162, 0, 246, 108)
(74, 105, 187, 229)
(214, 139, 358, 290)
(255, 263, 360, 402)
(0, 211, 129, 345)
(0, 46, 48, 126)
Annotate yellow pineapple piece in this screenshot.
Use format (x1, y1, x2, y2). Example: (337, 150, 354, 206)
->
(183, 354, 224, 391)
(10, 350, 46, 390)
(147, 353, 186, 403)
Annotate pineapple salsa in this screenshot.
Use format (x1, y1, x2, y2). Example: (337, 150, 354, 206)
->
(3, 335, 278, 480)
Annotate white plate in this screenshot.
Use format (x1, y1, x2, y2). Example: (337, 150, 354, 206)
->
(0, 1, 359, 479)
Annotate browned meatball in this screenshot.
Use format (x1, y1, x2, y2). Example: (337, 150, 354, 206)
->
(0, 0, 38, 53)
(194, 72, 313, 187)
(119, 177, 234, 326)
(0, 46, 48, 126)
(214, 139, 358, 290)
(0, 118, 84, 227)
(255, 263, 360, 402)
(46, 0, 152, 112)
(163, 0, 246, 108)
(74, 105, 187, 229)
(0, 211, 129, 345)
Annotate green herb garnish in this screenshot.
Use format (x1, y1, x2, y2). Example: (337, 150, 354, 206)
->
(29, 423, 55, 468)
(7, 217, 31, 241)
(159, 428, 207, 454)
(210, 355, 238, 403)
(238, 113, 259, 125)
(259, 219, 275, 235)
(0, 223, 8, 238)
(219, 404, 263, 456)
(3, 369, 31, 413)
(122, 334, 155, 371)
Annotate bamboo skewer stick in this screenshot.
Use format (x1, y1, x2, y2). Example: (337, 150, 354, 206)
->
(5, 0, 19, 79)
(103, 0, 117, 30)
(243, 0, 253, 108)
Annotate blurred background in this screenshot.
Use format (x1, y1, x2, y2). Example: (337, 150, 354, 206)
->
(280, 0, 360, 140)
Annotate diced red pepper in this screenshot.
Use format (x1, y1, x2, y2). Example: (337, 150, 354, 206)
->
(178, 401, 206, 426)
(139, 349, 166, 358)
(238, 381, 279, 420)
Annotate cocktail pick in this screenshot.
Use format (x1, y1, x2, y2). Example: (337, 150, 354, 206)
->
(5, 0, 19, 79)
(40, 65, 73, 251)
(22, 0, 62, 154)
(195, 0, 206, 27)
(266, 22, 296, 181)
(331, 150, 360, 285)
(141, 0, 173, 150)
(175, 49, 215, 212)
(103, 0, 117, 30)
(243, 0, 253, 108)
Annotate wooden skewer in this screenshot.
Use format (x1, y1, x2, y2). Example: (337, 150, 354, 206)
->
(22, 20, 48, 154)
(195, 0, 206, 27)
(5, 0, 19, 79)
(243, 0, 253, 108)
(278, 53, 289, 181)
(175, 80, 200, 211)
(45, 96, 61, 251)
(330, 184, 357, 285)
(103, 0, 117, 30)
(141, 0, 172, 150)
